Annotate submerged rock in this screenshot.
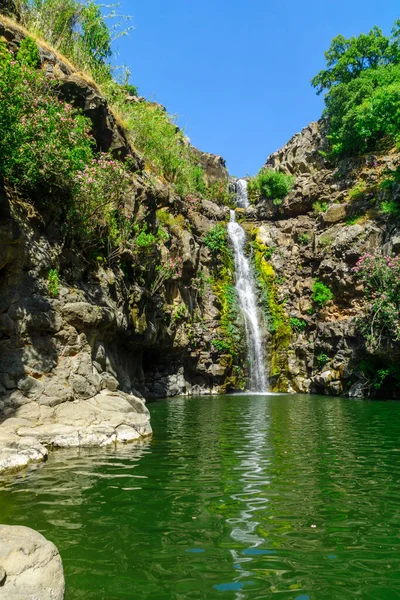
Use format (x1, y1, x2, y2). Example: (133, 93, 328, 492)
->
(0, 525, 65, 599)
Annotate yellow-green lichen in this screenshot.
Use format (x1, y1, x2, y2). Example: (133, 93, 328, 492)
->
(252, 229, 291, 390)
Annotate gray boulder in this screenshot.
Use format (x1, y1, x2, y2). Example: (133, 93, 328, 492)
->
(0, 525, 65, 599)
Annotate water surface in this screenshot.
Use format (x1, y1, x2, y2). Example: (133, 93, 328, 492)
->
(1, 393, 400, 599)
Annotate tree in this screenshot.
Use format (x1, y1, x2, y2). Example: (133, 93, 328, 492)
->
(312, 25, 400, 94)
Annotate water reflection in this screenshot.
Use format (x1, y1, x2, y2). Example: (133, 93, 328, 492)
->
(1, 394, 400, 599)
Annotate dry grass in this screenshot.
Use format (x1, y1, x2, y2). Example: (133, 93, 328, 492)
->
(0, 12, 100, 90)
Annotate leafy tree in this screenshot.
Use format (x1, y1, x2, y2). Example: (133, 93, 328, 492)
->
(312, 25, 400, 94)
(313, 20, 400, 157)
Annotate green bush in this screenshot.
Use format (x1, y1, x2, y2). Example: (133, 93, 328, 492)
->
(17, 36, 41, 68)
(298, 233, 310, 245)
(290, 317, 307, 332)
(248, 168, 295, 204)
(47, 268, 59, 297)
(312, 280, 333, 307)
(316, 353, 328, 367)
(0, 44, 138, 257)
(203, 224, 227, 256)
(114, 100, 207, 197)
(0, 41, 93, 195)
(313, 201, 328, 213)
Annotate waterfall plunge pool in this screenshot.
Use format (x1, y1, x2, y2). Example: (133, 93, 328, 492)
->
(1, 393, 400, 599)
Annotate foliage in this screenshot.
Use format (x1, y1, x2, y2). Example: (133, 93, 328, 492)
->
(311, 24, 400, 93)
(359, 357, 400, 392)
(10, 2, 206, 198)
(47, 268, 59, 297)
(380, 200, 400, 215)
(248, 168, 295, 204)
(71, 154, 134, 249)
(253, 236, 290, 339)
(0, 41, 94, 199)
(346, 215, 363, 225)
(203, 224, 227, 256)
(353, 253, 400, 346)
(0, 44, 138, 258)
(348, 181, 367, 200)
(115, 100, 206, 197)
(134, 224, 156, 252)
(151, 257, 183, 295)
(298, 233, 310, 245)
(312, 201, 328, 213)
(15, 0, 122, 82)
(313, 21, 400, 157)
(312, 280, 334, 308)
(206, 180, 231, 207)
(17, 36, 41, 67)
(290, 317, 307, 332)
(316, 353, 328, 367)
(213, 276, 244, 360)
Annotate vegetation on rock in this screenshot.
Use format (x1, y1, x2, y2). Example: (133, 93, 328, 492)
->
(353, 253, 400, 347)
(313, 21, 400, 156)
(248, 168, 295, 204)
(312, 280, 333, 308)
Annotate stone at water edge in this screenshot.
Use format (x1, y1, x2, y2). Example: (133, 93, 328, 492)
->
(0, 525, 65, 600)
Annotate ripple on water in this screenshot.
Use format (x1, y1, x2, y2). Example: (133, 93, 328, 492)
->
(1, 394, 400, 599)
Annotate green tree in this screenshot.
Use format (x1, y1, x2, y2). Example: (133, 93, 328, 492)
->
(313, 20, 400, 157)
(312, 25, 400, 94)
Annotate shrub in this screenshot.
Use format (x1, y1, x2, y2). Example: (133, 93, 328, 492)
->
(248, 168, 295, 204)
(316, 353, 328, 367)
(312, 280, 333, 307)
(203, 224, 227, 255)
(70, 154, 134, 252)
(353, 253, 400, 346)
(290, 317, 307, 332)
(298, 233, 310, 245)
(207, 180, 231, 207)
(0, 42, 93, 195)
(47, 268, 59, 297)
(134, 224, 156, 252)
(17, 36, 41, 68)
(313, 201, 328, 213)
(116, 101, 206, 197)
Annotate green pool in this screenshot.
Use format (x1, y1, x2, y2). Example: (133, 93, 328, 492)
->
(1, 393, 400, 599)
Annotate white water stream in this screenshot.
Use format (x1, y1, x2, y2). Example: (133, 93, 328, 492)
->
(227, 180, 268, 392)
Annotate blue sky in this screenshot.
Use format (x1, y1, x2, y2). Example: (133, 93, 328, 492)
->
(112, 0, 399, 176)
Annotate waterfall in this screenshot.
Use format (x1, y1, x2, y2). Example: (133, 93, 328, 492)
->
(227, 182, 267, 393)
(235, 179, 250, 209)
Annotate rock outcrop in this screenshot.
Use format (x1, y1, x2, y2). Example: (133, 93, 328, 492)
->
(250, 121, 400, 397)
(0, 525, 65, 599)
(0, 16, 240, 472)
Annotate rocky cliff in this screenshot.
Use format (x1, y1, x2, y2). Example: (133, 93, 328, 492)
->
(0, 17, 240, 472)
(248, 121, 400, 398)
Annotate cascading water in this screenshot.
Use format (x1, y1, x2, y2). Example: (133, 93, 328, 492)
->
(227, 180, 268, 392)
(235, 178, 250, 209)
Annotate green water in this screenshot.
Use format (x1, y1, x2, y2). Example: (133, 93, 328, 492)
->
(1, 394, 400, 599)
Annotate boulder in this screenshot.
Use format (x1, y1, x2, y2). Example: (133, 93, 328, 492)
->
(0, 525, 65, 600)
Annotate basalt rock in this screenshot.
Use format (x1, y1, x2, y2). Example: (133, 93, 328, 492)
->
(252, 121, 400, 398)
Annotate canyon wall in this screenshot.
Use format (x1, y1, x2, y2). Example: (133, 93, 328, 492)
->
(249, 122, 400, 398)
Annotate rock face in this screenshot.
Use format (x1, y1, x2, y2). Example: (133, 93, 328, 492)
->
(0, 525, 65, 599)
(251, 120, 400, 397)
(0, 18, 242, 472)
